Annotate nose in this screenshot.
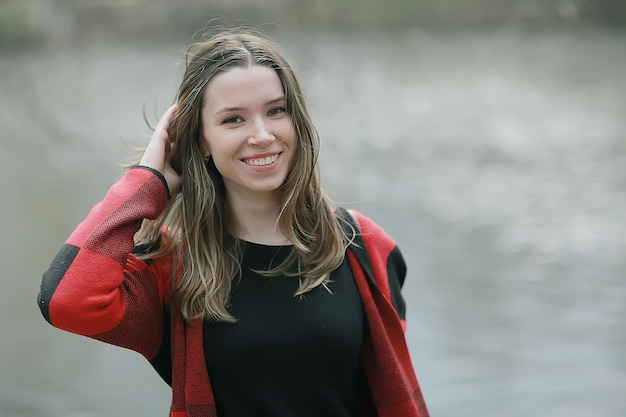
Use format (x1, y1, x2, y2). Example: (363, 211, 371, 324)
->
(248, 117, 275, 146)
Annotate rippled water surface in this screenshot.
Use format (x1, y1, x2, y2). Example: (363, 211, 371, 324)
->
(1, 29, 625, 416)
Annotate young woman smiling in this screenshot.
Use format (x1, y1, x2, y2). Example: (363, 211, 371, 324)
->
(37, 28, 430, 417)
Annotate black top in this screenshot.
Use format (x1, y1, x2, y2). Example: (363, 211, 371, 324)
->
(203, 241, 365, 417)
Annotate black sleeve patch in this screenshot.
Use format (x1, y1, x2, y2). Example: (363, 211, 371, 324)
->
(148, 306, 172, 386)
(37, 244, 80, 324)
(387, 245, 407, 321)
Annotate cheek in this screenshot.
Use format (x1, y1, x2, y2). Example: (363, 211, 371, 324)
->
(280, 120, 297, 148)
(207, 150, 232, 180)
(204, 132, 240, 172)
(284, 134, 299, 170)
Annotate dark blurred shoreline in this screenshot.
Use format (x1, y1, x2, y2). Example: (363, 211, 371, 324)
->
(1, 0, 626, 46)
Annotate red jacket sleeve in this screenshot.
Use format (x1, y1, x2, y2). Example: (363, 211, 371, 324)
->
(37, 166, 172, 360)
(354, 211, 408, 331)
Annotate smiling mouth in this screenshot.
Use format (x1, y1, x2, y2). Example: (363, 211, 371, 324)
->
(243, 153, 280, 166)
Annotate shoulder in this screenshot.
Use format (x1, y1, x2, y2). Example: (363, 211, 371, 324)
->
(350, 209, 397, 254)
(346, 209, 407, 303)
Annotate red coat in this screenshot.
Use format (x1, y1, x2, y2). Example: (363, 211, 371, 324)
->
(38, 166, 429, 417)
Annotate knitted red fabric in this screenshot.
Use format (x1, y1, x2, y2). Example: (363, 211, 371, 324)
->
(39, 168, 429, 417)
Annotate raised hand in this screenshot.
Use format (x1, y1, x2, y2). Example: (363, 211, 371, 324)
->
(140, 104, 182, 196)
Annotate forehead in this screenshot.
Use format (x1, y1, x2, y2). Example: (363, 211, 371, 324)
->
(203, 65, 284, 108)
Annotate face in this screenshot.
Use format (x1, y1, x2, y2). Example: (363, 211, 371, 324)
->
(201, 65, 296, 201)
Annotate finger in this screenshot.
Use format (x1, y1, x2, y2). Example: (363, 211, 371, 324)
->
(154, 104, 178, 142)
(141, 104, 178, 170)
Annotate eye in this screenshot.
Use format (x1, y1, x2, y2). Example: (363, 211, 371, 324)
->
(267, 106, 286, 117)
(222, 115, 243, 124)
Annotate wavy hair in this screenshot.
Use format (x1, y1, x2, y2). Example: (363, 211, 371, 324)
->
(133, 29, 350, 322)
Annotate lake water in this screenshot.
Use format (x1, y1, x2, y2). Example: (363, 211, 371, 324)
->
(1, 28, 625, 416)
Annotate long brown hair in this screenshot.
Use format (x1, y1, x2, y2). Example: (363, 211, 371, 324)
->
(133, 29, 350, 322)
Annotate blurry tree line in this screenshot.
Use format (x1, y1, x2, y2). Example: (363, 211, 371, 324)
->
(1, 0, 625, 44)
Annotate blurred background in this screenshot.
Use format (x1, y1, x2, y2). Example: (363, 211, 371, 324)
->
(1, 0, 625, 416)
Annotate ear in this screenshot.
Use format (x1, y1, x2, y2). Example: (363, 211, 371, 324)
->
(199, 142, 211, 159)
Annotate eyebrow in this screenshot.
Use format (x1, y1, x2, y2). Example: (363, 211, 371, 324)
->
(214, 96, 285, 116)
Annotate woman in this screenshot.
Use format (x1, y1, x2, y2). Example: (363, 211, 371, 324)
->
(37, 29, 429, 417)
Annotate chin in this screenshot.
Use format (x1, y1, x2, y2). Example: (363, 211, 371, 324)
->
(230, 178, 288, 195)
(255, 182, 287, 193)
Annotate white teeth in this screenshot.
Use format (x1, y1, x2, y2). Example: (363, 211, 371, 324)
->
(245, 154, 278, 166)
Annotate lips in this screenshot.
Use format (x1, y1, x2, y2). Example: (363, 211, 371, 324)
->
(242, 153, 279, 166)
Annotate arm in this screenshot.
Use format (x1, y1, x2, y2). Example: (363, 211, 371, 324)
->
(37, 166, 171, 358)
(354, 211, 408, 331)
(38, 104, 181, 359)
